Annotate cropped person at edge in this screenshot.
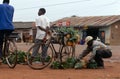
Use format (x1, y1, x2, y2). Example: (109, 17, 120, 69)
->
(0, 0, 15, 63)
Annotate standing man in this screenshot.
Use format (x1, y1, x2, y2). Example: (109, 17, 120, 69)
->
(0, 0, 14, 62)
(31, 8, 50, 61)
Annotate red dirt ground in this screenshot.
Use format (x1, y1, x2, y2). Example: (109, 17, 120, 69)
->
(0, 43, 120, 79)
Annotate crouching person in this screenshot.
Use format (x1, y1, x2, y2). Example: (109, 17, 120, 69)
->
(77, 36, 112, 68)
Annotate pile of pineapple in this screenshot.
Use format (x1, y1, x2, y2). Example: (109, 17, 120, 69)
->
(55, 27, 80, 46)
(50, 57, 98, 69)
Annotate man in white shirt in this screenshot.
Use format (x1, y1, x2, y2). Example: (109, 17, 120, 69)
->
(31, 8, 50, 59)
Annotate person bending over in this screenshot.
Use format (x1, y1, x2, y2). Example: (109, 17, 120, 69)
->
(77, 36, 112, 68)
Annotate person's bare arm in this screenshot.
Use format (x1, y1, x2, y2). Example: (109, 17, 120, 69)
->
(78, 46, 92, 59)
(38, 26, 50, 40)
(38, 26, 46, 32)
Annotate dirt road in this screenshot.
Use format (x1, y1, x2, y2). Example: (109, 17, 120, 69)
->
(0, 43, 120, 79)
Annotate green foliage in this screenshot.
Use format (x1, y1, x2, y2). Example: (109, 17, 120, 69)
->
(66, 57, 77, 68)
(51, 61, 69, 69)
(33, 56, 40, 61)
(32, 54, 51, 62)
(50, 61, 61, 69)
(56, 27, 79, 43)
(60, 62, 69, 69)
(87, 60, 97, 69)
(74, 62, 83, 69)
(50, 57, 77, 69)
(17, 50, 27, 64)
(2, 52, 17, 64)
(45, 56, 51, 62)
(69, 36, 77, 42)
(2, 58, 7, 64)
(2, 50, 52, 65)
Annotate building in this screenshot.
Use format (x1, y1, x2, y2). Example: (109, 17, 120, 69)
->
(13, 22, 35, 42)
(52, 15, 120, 45)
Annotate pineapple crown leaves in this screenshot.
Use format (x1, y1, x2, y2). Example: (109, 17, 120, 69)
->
(55, 27, 79, 42)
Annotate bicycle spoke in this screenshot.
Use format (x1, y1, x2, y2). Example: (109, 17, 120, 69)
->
(27, 43, 53, 70)
(5, 40, 17, 68)
(60, 45, 75, 62)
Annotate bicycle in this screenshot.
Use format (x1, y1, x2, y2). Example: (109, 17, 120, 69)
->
(2, 32, 18, 68)
(27, 29, 75, 70)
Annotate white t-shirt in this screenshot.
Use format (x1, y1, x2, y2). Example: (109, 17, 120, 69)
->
(35, 15, 50, 39)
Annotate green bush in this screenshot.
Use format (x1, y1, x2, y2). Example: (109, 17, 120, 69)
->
(50, 61, 61, 69)
(17, 50, 27, 64)
(87, 60, 97, 69)
(50, 57, 77, 69)
(74, 62, 83, 69)
(66, 57, 77, 68)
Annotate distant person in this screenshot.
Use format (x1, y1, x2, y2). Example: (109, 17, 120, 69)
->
(29, 29, 33, 43)
(30, 8, 50, 62)
(0, 0, 15, 63)
(77, 36, 112, 68)
(80, 38, 85, 45)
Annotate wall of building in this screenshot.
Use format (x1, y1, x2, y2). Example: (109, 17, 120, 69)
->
(110, 21, 120, 45)
(14, 29, 31, 42)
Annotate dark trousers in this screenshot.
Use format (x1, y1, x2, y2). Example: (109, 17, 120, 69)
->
(94, 49, 112, 67)
(0, 30, 13, 58)
(32, 39, 48, 58)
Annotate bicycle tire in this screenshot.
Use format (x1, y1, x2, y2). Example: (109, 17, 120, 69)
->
(27, 43, 53, 70)
(60, 45, 75, 62)
(5, 40, 17, 68)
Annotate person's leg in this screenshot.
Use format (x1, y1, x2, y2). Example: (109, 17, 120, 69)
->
(4, 30, 13, 37)
(0, 30, 4, 59)
(31, 39, 42, 57)
(101, 49, 112, 58)
(41, 43, 49, 58)
(94, 49, 112, 68)
(94, 50, 104, 67)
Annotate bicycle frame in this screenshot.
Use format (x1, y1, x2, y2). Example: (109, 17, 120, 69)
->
(49, 41, 64, 61)
(2, 32, 18, 68)
(27, 28, 76, 70)
(45, 29, 75, 63)
(3, 34, 17, 56)
(46, 34, 72, 63)
(3, 35, 10, 57)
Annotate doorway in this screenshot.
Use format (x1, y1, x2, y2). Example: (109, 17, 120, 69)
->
(86, 28, 99, 40)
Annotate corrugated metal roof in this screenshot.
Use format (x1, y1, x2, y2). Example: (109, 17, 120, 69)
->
(13, 22, 33, 29)
(52, 15, 120, 27)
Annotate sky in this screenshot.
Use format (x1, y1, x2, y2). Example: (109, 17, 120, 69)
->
(0, 0, 120, 22)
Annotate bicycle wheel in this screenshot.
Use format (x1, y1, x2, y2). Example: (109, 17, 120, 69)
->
(5, 40, 17, 68)
(60, 45, 75, 62)
(27, 43, 53, 70)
